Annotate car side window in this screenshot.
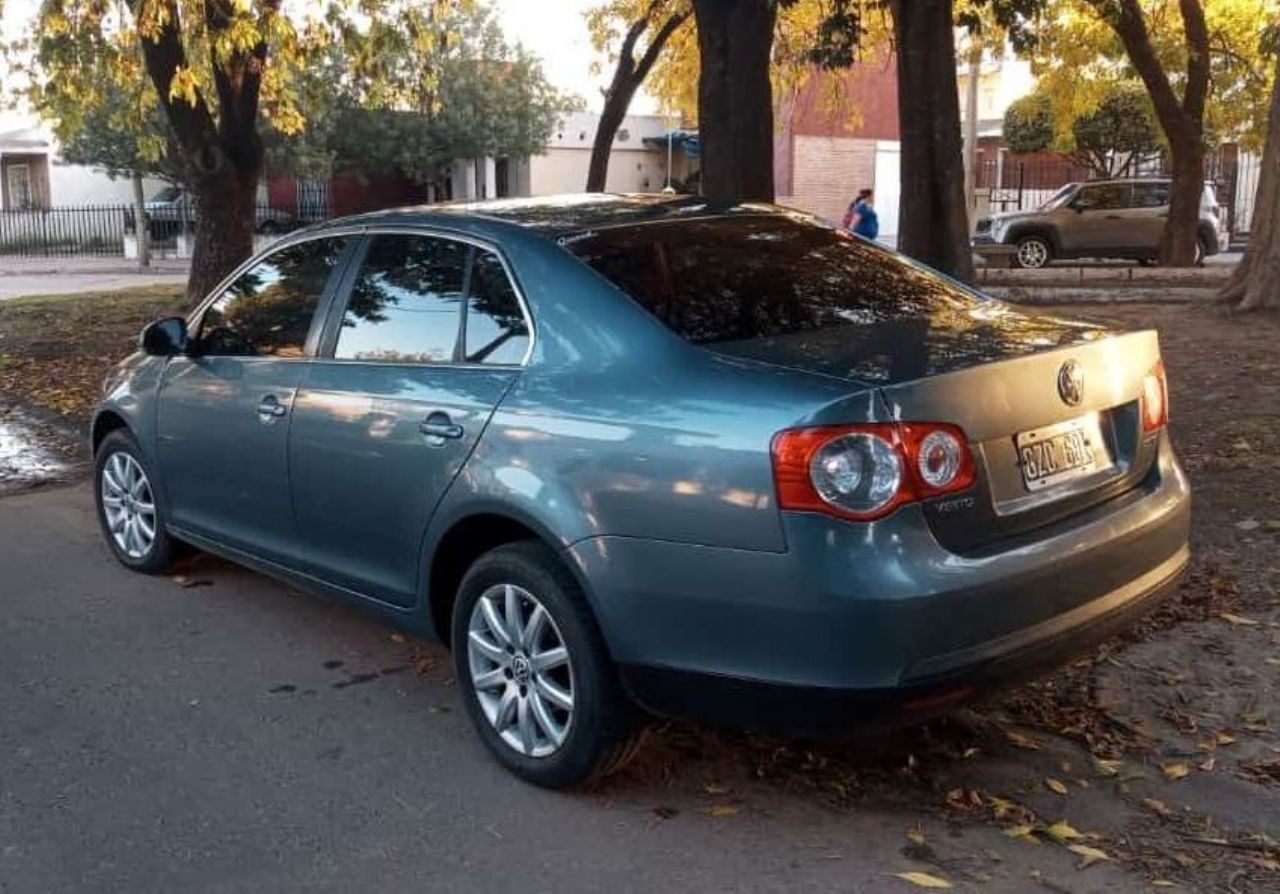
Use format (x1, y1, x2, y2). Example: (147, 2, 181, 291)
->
(1078, 183, 1131, 211)
(464, 249, 530, 365)
(197, 237, 349, 358)
(334, 234, 468, 364)
(1132, 182, 1171, 208)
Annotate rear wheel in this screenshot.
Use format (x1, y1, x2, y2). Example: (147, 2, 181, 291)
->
(452, 541, 640, 788)
(1014, 235, 1052, 269)
(94, 430, 179, 574)
(1194, 236, 1208, 267)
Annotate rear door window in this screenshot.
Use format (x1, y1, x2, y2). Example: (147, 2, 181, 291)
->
(1132, 182, 1171, 208)
(197, 236, 350, 357)
(1078, 183, 1132, 210)
(335, 234, 469, 364)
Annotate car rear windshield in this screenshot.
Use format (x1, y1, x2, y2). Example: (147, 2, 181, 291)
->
(563, 214, 990, 346)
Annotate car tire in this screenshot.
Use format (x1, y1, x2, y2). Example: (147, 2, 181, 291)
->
(452, 540, 641, 788)
(1014, 235, 1052, 269)
(1194, 236, 1208, 267)
(94, 429, 180, 574)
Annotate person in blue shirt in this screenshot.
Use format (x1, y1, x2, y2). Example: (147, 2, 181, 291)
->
(841, 188, 879, 241)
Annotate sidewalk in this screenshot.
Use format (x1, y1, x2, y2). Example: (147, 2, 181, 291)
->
(0, 256, 188, 301)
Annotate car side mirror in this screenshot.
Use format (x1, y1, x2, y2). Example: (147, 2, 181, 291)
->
(140, 316, 189, 356)
(1070, 199, 1091, 213)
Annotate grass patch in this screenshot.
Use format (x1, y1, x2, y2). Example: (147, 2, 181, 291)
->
(0, 284, 186, 422)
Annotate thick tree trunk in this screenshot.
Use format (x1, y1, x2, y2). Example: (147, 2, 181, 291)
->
(587, 5, 689, 192)
(691, 0, 777, 203)
(1162, 138, 1206, 265)
(1221, 53, 1280, 311)
(186, 164, 259, 304)
(889, 0, 974, 281)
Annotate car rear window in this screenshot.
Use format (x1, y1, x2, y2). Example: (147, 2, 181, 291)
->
(563, 214, 990, 346)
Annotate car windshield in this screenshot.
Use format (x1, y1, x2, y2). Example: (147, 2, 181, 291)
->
(564, 214, 995, 348)
(1038, 184, 1078, 211)
(149, 186, 182, 203)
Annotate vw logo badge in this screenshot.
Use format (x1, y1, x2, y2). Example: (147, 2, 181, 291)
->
(1057, 360, 1084, 406)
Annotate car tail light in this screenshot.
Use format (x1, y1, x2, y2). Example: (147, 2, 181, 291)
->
(1142, 361, 1169, 432)
(771, 422, 975, 521)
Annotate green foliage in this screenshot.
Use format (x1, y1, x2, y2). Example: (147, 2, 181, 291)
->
(1071, 87, 1160, 173)
(270, 2, 579, 185)
(1003, 92, 1054, 153)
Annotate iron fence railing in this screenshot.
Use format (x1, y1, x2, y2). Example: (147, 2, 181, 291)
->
(0, 202, 330, 258)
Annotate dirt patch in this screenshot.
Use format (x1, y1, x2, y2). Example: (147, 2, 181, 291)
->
(0, 285, 185, 424)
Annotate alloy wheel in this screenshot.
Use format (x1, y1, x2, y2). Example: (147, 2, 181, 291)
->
(1016, 238, 1049, 269)
(466, 583, 575, 758)
(100, 452, 157, 559)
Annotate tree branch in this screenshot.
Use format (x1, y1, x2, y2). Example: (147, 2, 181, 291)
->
(132, 0, 218, 160)
(1102, 0, 1193, 143)
(1178, 0, 1210, 125)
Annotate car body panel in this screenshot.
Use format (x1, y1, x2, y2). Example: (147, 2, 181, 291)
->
(568, 430, 1188, 691)
(155, 356, 305, 560)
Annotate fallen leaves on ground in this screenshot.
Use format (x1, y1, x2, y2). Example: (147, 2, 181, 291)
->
(1162, 762, 1190, 781)
(1045, 777, 1069, 795)
(1067, 843, 1111, 867)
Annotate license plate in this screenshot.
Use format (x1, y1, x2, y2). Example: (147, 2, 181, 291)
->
(1015, 416, 1109, 492)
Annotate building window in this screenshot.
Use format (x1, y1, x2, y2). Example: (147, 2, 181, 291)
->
(7, 164, 34, 210)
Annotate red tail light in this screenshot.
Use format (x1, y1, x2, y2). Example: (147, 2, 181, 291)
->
(1142, 361, 1169, 432)
(771, 422, 975, 521)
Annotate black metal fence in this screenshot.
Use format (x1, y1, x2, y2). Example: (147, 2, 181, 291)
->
(0, 205, 133, 258)
(0, 203, 327, 259)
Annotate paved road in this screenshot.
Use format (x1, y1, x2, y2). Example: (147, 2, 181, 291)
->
(1, 484, 1135, 893)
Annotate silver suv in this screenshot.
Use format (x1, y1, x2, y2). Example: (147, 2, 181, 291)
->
(974, 179, 1229, 268)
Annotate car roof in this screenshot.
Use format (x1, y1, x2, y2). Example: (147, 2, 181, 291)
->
(306, 193, 787, 239)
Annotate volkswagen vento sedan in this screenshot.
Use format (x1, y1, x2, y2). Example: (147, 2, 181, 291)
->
(93, 195, 1190, 787)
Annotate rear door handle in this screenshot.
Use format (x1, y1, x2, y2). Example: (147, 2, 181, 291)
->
(256, 394, 288, 421)
(420, 412, 464, 445)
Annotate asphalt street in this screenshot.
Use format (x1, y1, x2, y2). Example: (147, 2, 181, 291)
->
(1, 484, 1137, 893)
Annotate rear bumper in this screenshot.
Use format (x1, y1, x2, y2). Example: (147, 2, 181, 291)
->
(568, 434, 1191, 730)
(620, 545, 1185, 733)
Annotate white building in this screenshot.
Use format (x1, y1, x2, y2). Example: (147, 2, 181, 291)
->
(0, 121, 168, 210)
(446, 111, 690, 201)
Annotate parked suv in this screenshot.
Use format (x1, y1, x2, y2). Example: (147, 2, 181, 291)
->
(974, 179, 1228, 268)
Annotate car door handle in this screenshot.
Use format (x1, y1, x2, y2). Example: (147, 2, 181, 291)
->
(1105, 214, 1123, 220)
(420, 414, 464, 442)
(256, 395, 288, 420)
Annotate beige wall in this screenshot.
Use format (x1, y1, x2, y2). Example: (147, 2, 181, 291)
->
(527, 147, 668, 196)
(782, 136, 877, 224)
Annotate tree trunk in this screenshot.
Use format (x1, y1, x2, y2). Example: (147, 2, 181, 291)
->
(130, 173, 151, 269)
(889, 0, 974, 281)
(691, 0, 777, 203)
(1161, 137, 1206, 265)
(1221, 53, 1280, 311)
(185, 164, 259, 304)
(587, 5, 689, 192)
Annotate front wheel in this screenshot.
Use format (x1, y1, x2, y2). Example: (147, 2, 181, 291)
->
(94, 430, 180, 574)
(1014, 235, 1053, 269)
(452, 541, 641, 788)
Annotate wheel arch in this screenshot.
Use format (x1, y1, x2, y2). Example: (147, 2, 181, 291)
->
(1006, 224, 1060, 253)
(423, 507, 599, 649)
(91, 409, 132, 455)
